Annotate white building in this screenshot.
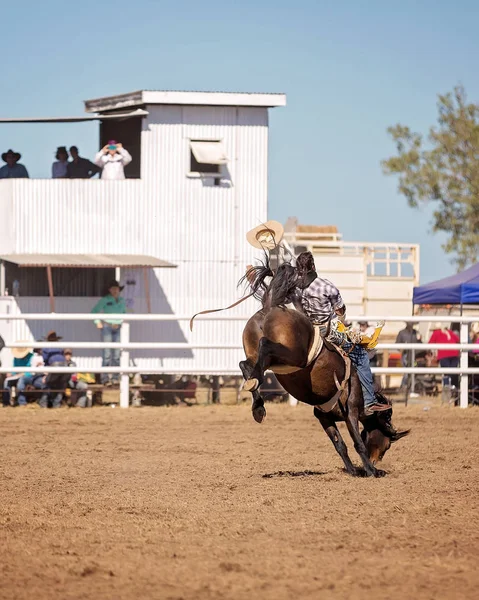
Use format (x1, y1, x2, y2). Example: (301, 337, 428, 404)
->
(0, 90, 286, 371)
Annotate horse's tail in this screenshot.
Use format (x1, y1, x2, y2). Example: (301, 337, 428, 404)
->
(267, 263, 299, 308)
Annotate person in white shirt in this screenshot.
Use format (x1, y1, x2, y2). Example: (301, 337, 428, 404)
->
(94, 140, 132, 180)
(52, 146, 69, 178)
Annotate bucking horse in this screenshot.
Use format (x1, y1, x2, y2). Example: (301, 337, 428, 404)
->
(238, 260, 409, 478)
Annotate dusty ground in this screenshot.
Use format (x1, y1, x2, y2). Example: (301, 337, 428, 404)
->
(0, 403, 478, 600)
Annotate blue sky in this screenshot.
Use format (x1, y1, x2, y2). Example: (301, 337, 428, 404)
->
(2, 0, 478, 283)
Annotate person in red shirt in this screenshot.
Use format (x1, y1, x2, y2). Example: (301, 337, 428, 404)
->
(429, 323, 459, 387)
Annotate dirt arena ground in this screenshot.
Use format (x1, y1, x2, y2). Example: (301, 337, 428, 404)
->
(0, 403, 478, 600)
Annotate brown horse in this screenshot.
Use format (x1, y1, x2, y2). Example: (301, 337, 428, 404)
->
(240, 264, 409, 478)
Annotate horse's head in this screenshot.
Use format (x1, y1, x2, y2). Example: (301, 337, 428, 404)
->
(361, 410, 410, 463)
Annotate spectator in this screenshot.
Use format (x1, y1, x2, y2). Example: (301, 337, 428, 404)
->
(396, 323, 422, 390)
(15, 348, 45, 406)
(52, 146, 69, 178)
(64, 349, 90, 408)
(0, 149, 29, 179)
(3, 342, 34, 406)
(429, 323, 460, 386)
(92, 280, 126, 386)
(40, 331, 68, 408)
(67, 146, 101, 179)
(94, 141, 132, 180)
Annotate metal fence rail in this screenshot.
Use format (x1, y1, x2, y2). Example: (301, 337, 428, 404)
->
(0, 313, 477, 409)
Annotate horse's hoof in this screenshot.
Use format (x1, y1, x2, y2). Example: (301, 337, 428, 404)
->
(243, 378, 259, 392)
(373, 469, 387, 478)
(252, 405, 266, 423)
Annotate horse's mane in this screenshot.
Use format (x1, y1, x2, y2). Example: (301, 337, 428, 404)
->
(268, 263, 298, 308)
(237, 252, 274, 302)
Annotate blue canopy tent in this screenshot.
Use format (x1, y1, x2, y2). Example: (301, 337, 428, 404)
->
(413, 263, 479, 307)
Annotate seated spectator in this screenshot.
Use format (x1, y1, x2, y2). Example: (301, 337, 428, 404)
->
(40, 331, 68, 408)
(95, 141, 132, 180)
(15, 348, 45, 406)
(52, 146, 69, 178)
(67, 146, 101, 179)
(3, 342, 34, 406)
(0, 149, 29, 179)
(64, 349, 90, 408)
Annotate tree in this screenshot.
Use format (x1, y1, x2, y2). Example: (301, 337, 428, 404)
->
(382, 85, 479, 270)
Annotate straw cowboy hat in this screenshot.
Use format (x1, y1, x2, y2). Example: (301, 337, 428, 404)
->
(246, 221, 284, 250)
(12, 342, 33, 359)
(43, 330, 63, 342)
(2, 149, 21, 163)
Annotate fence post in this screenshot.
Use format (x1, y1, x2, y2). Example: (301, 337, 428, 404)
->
(460, 323, 468, 409)
(120, 323, 130, 408)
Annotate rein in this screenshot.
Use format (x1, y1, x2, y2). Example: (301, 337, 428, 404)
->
(189, 292, 255, 331)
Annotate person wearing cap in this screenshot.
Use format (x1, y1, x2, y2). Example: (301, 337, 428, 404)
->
(91, 280, 127, 385)
(94, 141, 132, 180)
(67, 146, 101, 179)
(0, 149, 29, 179)
(51, 146, 69, 178)
(39, 331, 68, 408)
(63, 349, 89, 408)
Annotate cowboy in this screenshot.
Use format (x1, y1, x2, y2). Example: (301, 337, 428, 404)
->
(91, 279, 126, 386)
(246, 220, 295, 272)
(288, 252, 390, 416)
(0, 149, 29, 179)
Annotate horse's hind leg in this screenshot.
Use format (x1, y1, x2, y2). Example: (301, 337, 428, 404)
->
(244, 337, 301, 393)
(314, 409, 360, 477)
(239, 359, 266, 423)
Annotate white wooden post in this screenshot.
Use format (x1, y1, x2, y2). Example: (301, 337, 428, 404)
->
(460, 322, 468, 408)
(120, 323, 130, 408)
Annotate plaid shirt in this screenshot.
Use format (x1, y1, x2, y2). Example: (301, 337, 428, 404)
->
(299, 277, 344, 324)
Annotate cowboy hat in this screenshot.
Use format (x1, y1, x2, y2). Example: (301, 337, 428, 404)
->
(107, 279, 124, 291)
(43, 330, 63, 342)
(2, 149, 21, 163)
(246, 220, 284, 250)
(12, 342, 33, 359)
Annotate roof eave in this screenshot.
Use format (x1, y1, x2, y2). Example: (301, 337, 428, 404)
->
(84, 90, 287, 112)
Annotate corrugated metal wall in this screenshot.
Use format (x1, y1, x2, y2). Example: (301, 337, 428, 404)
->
(2, 105, 270, 372)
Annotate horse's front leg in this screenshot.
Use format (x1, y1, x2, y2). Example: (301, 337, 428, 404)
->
(338, 401, 386, 478)
(239, 359, 266, 423)
(314, 409, 361, 477)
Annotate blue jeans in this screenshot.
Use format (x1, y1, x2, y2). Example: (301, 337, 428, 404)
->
(439, 356, 459, 388)
(320, 325, 376, 407)
(101, 325, 121, 383)
(16, 374, 45, 405)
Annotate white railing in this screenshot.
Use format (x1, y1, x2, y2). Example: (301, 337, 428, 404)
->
(283, 233, 420, 282)
(1, 314, 478, 409)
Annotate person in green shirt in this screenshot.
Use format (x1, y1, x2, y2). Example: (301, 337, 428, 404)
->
(92, 280, 126, 386)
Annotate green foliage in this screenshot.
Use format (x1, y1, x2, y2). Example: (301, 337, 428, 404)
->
(382, 86, 479, 270)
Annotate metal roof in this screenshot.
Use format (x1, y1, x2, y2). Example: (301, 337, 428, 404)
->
(84, 90, 287, 113)
(0, 254, 176, 268)
(0, 108, 148, 124)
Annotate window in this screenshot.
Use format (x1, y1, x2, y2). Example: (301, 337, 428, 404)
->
(4, 262, 115, 297)
(189, 140, 228, 176)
